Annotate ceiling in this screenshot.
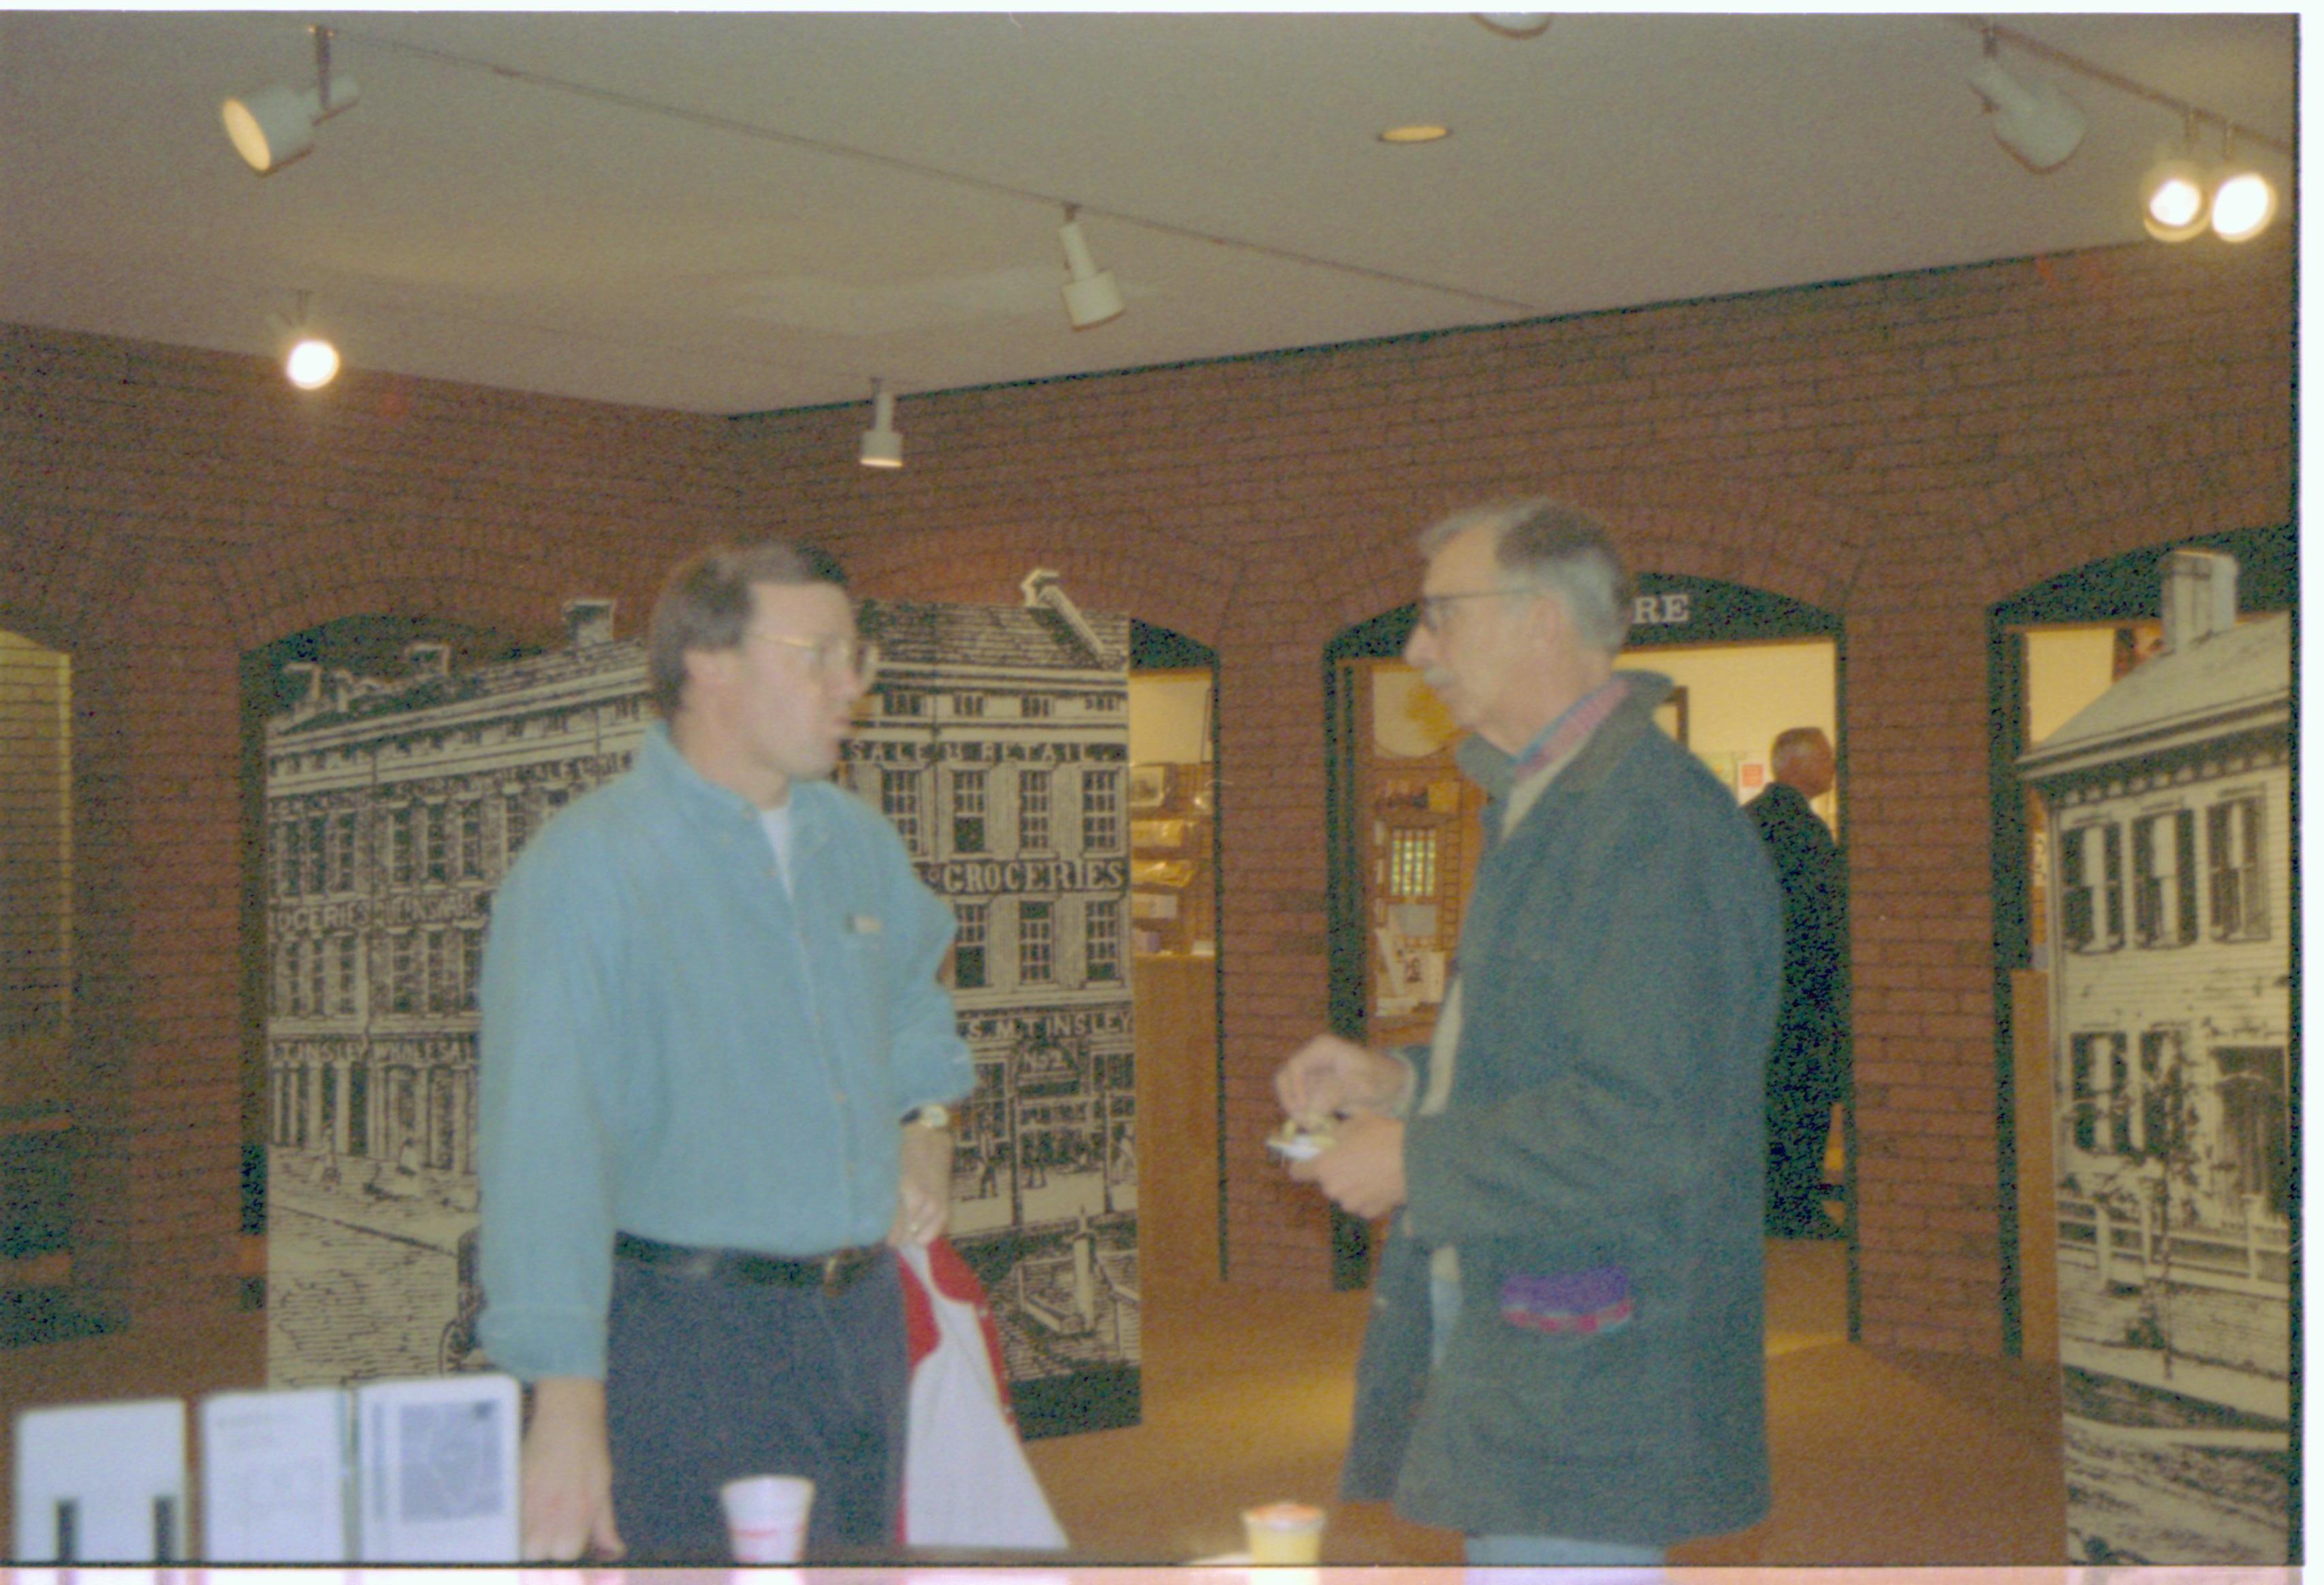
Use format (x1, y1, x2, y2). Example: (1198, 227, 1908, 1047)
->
(0, 10, 2297, 418)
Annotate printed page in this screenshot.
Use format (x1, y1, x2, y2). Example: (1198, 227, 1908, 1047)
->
(199, 1386, 350, 1561)
(13, 1398, 187, 1562)
(353, 1373, 520, 1563)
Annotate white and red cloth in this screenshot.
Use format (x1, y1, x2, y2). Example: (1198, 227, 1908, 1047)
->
(896, 1238, 1068, 1552)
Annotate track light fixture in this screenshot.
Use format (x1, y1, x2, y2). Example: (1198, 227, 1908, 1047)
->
(1967, 29, 2084, 172)
(223, 25, 360, 175)
(1057, 205, 1126, 331)
(2208, 138, 2278, 244)
(2140, 117, 2281, 246)
(277, 291, 340, 389)
(859, 379, 903, 469)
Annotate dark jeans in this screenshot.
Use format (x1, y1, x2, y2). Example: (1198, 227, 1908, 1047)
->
(604, 1246, 908, 1563)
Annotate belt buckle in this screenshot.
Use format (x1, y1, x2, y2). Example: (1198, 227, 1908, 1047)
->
(819, 1251, 847, 1295)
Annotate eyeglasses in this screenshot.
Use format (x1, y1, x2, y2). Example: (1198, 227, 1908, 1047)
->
(1417, 588, 1521, 634)
(746, 631, 881, 684)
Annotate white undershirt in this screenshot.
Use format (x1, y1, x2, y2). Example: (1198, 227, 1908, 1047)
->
(759, 805, 795, 895)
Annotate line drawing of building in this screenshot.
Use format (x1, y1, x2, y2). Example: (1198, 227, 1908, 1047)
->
(2018, 549, 2292, 1564)
(261, 579, 1139, 1428)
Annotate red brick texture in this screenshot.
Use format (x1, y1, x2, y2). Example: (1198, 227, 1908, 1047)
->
(0, 234, 2292, 1375)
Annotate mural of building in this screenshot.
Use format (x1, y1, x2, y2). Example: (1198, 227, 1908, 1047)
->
(2018, 549, 2292, 1564)
(262, 577, 1138, 1429)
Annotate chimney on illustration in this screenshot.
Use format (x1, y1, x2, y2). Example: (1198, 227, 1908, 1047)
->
(1019, 569, 1116, 666)
(281, 662, 323, 718)
(563, 598, 617, 651)
(2159, 549, 2239, 654)
(403, 640, 452, 680)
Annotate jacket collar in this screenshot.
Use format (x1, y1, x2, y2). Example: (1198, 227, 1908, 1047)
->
(1455, 670, 1676, 803)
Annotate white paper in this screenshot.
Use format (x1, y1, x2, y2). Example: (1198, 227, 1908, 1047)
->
(353, 1373, 521, 1563)
(200, 1386, 350, 1561)
(14, 1398, 187, 1561)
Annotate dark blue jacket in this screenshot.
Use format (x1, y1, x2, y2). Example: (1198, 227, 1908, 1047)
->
(1343, 671, 1782, 1543)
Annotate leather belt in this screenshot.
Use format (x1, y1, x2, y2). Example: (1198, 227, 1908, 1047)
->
(614, 1231, 889, 1296)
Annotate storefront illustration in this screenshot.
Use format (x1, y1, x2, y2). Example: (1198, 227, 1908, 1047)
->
(259, 574, 1139, 1432)
(2018, 548, 2293, 1564)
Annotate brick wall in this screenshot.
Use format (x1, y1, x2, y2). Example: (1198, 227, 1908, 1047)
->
(0, 326, 738, 1392)
(0, 231, 2292, 1380)
(729, 238, 2292, 1354)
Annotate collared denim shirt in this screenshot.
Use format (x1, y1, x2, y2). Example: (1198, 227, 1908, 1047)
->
(475, 723, 971, 1381)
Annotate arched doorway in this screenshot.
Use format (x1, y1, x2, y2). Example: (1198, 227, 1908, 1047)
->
(1324, 573, 1851, 1323)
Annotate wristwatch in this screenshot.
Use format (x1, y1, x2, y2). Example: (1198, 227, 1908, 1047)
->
(902, 1103, 953, 1130)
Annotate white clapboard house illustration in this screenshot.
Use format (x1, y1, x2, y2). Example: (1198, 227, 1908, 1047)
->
(2018, 548, 2293, 1564)
(261, 575, 1139, 1432)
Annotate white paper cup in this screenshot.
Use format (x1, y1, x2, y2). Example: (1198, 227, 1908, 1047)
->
(720, 1473, 816, 1563)
(1242, 1501, 1325, 1564)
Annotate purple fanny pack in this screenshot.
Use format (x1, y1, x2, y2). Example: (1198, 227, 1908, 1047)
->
(1499, 1264, 1633, 1334)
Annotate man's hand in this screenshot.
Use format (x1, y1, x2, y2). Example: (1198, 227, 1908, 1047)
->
(1274, 1034, 1412, 1126)
(521, 1377, 624, 1563)
(889, 1121, 954, 1248)
(1290, 1112, 1409, 1219)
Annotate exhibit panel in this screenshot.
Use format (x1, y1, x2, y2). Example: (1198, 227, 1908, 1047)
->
(255, 577, 1143, 1435)
(2015, 549, 2293, 1565)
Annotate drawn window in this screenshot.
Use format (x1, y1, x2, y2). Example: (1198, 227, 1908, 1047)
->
(336, 933, 360, 1016)
(460, 801, 486, 880)
(283, 817, 306, 898)
(2212, 1046, 2289, 1215)
(2067, 1031, 2123, 1153)
(882, 769, 924, 855)
(1083, 769, 1121, 853)
(304, 813, 327, 895)
(389, 805, 416, 886)
(307, 933, 328, 1019)
(2208, 795, 2267, 940)
(347, 1063, 370, 1157)
(1022, 695, 1052, 718)
(953, 902, 987, 991)
(2059, 822, 2123, 952)
(1020, 771, 1052, 850)
(1019, 901, 1053, 984)
(953, 769, 987, 855)
(2131, 809, 2196, 947)
(424, 803, 449, 883)
(955, 694, 985, 718)
(462, 930, 483, 1012)
(331, 812, 358, 892)
(2136, 1028, 2182, 1159)
(391, 932, 417, 1014)
(1086, 897, 1121, 984)
(503, 792, 528, 863)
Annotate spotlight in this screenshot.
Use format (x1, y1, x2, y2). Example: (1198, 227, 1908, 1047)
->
(2208, 159, 2278, 244)
(2141, 154, 2211, 242)
(1057, 206, 1125, 331)
(285, 336, 340, 390)
(277, 291, 340, 389)
(223, 25, 359, 175)
(859, 379, 903, 468)
(1967, 42, 2085, 171)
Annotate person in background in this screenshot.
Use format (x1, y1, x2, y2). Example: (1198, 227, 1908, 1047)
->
(477, 539, 971, 1563)
(1275, 497, 1782, 1566)
(1746, 726, 1849, 1239)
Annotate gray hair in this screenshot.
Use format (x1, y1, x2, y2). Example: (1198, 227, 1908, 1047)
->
(1418, 496, 1633, 653)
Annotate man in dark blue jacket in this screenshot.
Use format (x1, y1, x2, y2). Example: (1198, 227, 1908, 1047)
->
(1746, 726, 1848, 1238)
(1277, 497, 1781, 1566)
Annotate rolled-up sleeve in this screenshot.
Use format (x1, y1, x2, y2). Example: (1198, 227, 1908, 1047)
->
(879, 830, 974, 1114)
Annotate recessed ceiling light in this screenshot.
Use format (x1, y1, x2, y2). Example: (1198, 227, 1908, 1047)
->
(1379, 124, 1452, 145)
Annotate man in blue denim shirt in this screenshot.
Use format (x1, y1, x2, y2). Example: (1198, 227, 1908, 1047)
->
(478, 541, 972, 1563)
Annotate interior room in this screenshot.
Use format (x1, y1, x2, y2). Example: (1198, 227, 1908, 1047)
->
(0, 10, 2295, 1569)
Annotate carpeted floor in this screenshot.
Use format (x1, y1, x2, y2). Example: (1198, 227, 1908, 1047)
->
(1022, 1237, 2068, 1565)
